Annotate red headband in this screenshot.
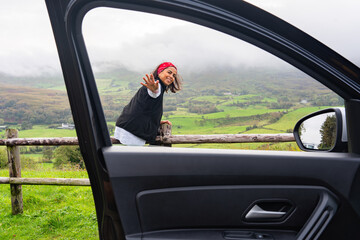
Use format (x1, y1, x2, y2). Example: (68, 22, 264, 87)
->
(157, 62, 177, 75)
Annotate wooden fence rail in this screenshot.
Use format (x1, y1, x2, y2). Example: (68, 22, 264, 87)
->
(0, 127, 295, 214)
(0, 134, 294, 146)
(0, 177, 90, 186)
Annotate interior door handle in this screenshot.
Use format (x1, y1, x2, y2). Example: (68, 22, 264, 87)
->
(245, 204, 286, 219)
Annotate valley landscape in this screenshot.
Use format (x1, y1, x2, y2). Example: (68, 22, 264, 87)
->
(0, 66, 342, 142)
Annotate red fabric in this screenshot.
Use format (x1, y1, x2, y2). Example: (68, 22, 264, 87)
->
(157, 62, 177, 75)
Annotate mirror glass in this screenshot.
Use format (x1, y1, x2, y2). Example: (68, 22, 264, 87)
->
(298, 112, 336, 150)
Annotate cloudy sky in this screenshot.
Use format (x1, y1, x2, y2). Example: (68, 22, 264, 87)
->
(1, 0, 359, 76)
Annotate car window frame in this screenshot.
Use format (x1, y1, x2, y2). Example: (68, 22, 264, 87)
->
(50, 0, 359, 149)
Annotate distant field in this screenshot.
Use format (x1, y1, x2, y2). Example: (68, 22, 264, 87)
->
(264, 106, 333, 131)
(190, 107, 284, 119)
(49, 85, 66, 91)
(1, 106, 317, 147)
(0, 102, 339, 152)
(192, 94, 258, 103)
(243, 128, 285, 134)
(165, 102, 288, 136)
(18, 125, 76, 138)
(22, 153, 42, 160)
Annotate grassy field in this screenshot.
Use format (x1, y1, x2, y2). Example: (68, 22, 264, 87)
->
(6, 105, 321, 149)
(18, 125, 77, 138)
(264, 106, 331, 131)
(21, 153, 42, 161)
(0, 169, 98, 240)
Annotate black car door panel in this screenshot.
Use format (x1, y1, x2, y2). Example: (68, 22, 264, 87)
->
(103, 146, 358, 239)
(136, 187, 336, 235)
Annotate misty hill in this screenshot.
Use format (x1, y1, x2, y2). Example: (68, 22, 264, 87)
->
(0, 85, 71, 125)
(0, 72, 64, 89)
(0, 65, 334, 97)
(0, 66, 342, 125)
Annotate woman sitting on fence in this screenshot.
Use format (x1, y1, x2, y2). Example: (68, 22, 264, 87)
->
(114, 62, 182, 146)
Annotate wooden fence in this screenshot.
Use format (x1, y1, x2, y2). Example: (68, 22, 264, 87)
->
(0, 127, 295, 214)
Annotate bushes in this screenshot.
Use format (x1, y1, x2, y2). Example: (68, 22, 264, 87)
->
(0, 148, 38, 170)
(188, 104, 223, 114)
(187, 100, 223, 114)
(0, 146, 84, 170)
(21, 121, 33, 130)
(42, 146, 55, 163)
(53, 146, 85, 170)
(21, 155, 37, 170)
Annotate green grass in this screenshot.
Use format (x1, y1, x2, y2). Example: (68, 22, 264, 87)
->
(243, 128, 286, 134)
(192, 108, 283, 119)
(165, 106, 288, 135)
(22, 153, 42, 160)
(264, 106, 332, 132)
(18, 125, 76, 138)
(166, 116, 248, 135)
(0, 169, 98, 240)
(49, 85, 66, 91)
(192, 94, 258, 103)
(172, 124, 249, 135)
(0, 168, 89, 178)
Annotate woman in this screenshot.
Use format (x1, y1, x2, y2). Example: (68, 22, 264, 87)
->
(114, 62, 181, 145)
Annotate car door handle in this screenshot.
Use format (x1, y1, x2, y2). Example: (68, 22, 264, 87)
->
(245, 204, 286, 219)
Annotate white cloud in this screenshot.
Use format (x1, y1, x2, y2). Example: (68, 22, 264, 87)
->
(245, 0, 360, 63)
(83, 7, 289, 73)
(83, 1, 360, 73)
(0, 0, 61, 76)
(0, 0, 359, 76)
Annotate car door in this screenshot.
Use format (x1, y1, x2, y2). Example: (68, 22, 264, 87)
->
(45, 0, 360, 239)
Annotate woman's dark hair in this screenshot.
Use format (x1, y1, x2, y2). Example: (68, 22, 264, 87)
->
(152, 64, 182, 93)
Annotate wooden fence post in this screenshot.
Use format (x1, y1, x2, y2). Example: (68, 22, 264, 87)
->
(156, 124, 172, 147)
(6, 129, 23, 215)
(162, 124, 172, 147)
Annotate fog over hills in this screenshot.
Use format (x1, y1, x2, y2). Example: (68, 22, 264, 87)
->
(0, 64, 325, 92)
(0, 64, 336, 102)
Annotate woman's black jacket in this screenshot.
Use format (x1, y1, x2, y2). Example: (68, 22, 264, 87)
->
(116, 79, 165, 142)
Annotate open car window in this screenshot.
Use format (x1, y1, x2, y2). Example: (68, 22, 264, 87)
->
(82, 7, 344, 150)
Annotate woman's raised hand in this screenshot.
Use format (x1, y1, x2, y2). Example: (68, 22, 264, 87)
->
(141, 74, 159, 93)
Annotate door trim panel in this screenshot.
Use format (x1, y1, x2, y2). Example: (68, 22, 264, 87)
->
(103, 146, 357, 236)
(136, 185, 336, 232)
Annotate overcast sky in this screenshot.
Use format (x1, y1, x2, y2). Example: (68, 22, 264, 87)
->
(1, 0, 359, 76)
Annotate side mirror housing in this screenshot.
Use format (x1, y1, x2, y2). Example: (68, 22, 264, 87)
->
(293, 108, 347, 152)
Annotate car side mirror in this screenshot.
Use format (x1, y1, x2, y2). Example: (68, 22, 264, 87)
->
(293, 108, 347, 152)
